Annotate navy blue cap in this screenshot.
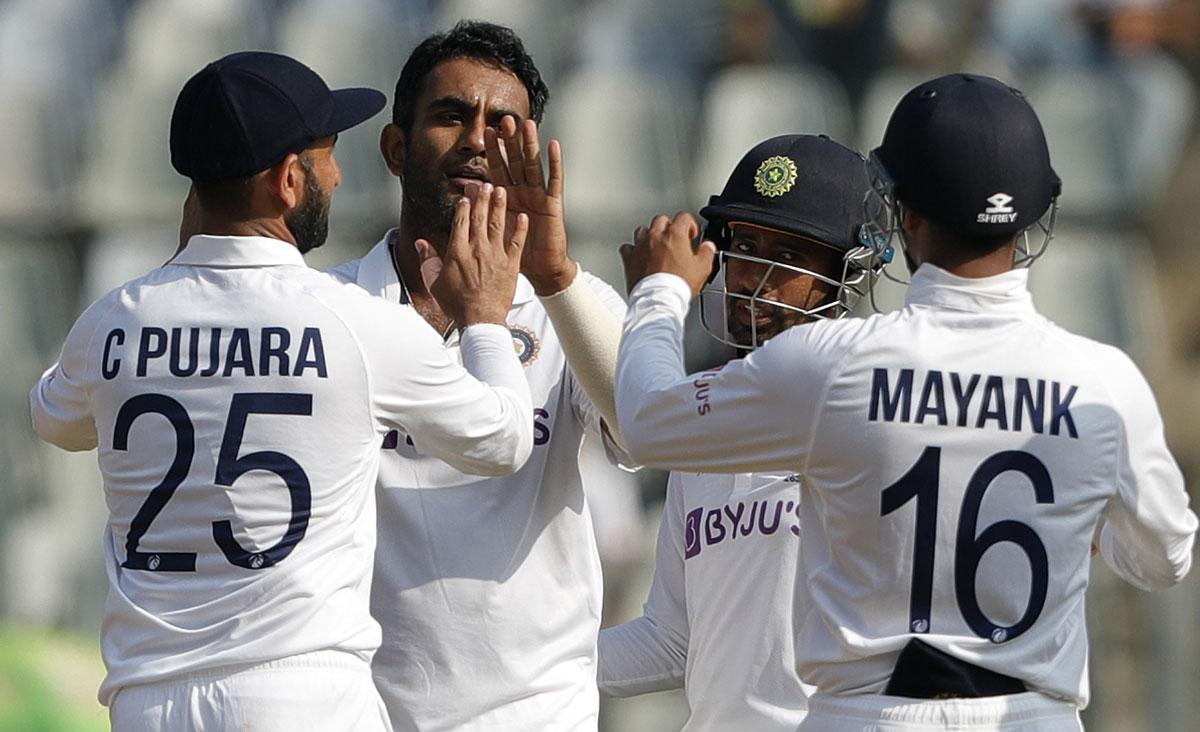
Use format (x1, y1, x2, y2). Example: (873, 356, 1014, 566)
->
(872, 73, 1060, 237)
(170, 51, 386, 183)
(700, 134, 872, 253)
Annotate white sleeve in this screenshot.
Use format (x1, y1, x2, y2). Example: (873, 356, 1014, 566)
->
(615, 273, 825, 473)
(541, 268, 626, 441)
(29, 299, 109, 451)
(1098, 354, 1196, 590)
(598, 474, 689, 696)
(361, 305, 534, 477)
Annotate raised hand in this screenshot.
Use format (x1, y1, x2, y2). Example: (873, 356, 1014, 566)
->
(419, 183, 529, 328)
(484, 116, 575, 296)
(619, 212, 717, 297)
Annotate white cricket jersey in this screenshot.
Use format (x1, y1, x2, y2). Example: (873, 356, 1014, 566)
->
(329, 234, 629, 731)
(598, 471, 812, 730)
(30, 235, 533, 705)
(615, 264, 1197, 707)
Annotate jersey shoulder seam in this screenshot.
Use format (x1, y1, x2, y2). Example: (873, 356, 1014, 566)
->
(262, 269, 378, 436)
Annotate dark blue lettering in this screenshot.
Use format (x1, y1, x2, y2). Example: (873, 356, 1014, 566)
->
(1050, 382, 1078, 438)
(534, 408, 551, 446)
(136, 327, 168, 377)
(869, 368, 913, 422)
(199, 328, 222, 377)
(222, 328, 255, 377)
(1014, 378, 1045, 434)
(950, 373, 981, 427)
(915, 370, 948, 425)
(168, 327, 200, 377)
(294, 328, 328, 377)
(976, 375, 1009, 430)
(260, 327, 291, 376)
(102, 329, 124, 380)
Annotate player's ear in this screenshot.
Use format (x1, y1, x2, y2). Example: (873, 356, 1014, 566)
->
(381, 123, 406, 178)
(898, 204, 922, 238)
(269, 153, 304, 211)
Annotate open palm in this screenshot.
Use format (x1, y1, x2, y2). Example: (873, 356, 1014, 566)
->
(485, 117, 574, 295)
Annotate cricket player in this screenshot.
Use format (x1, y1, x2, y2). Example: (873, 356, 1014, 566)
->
(29, 51, 534, 731)
(598, 135, 887, 729)
(327, 22, 629, 730)
(615, 74, 1197, 730)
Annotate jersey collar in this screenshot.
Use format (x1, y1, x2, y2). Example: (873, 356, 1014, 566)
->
(360, 228, 536, 306)
(172, 235, 307, 268)
(903, 263, 1035, 314)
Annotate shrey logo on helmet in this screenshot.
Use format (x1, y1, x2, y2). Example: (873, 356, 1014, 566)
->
(865, 74, 1061, 277)
(978, 193, 1017, 224)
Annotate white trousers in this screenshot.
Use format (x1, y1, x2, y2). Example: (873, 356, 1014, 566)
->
(799, 692, 1082, 731)
(109, 650, 392, 732)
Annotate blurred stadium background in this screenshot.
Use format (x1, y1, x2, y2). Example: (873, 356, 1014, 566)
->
(1, 0, 1197, 730)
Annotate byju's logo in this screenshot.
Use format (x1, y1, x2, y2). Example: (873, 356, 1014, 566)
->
(683, 498, 800, 559)
(977, 192, 1018, 224)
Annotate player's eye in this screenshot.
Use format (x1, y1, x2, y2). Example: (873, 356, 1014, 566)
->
(732, 240, 756, 255)
(437, 111, 465, 125)
(776, 249, 802, 263)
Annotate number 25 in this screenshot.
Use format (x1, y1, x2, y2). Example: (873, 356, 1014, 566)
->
(113, 392, 312, 572)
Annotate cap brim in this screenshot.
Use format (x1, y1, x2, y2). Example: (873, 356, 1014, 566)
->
(700, 201, 850, 252)
(322, 88, 388, 136)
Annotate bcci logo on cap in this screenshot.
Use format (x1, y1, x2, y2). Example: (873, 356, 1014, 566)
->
(754, 155, 798, 198)
(977, 192, 1018, 224)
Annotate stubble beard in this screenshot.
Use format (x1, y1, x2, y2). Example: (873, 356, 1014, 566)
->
(286, 158, 331, 255)
(401, 160, 457, 243)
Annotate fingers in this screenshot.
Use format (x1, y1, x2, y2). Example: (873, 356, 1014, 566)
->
(519, 119, 544, 189)
(446, 194, 471, 258)
(484, 127, 511, 185)
(487, 185, 507, 246)
(672, 211, 699, 239)
(508, 212, 530, 255)
(648, 214, 671, 236)
(547, 139, 564, 200)
(414, 238, 444, 292)
(469, 183, 492, 247)
(501, 116, 526, 186)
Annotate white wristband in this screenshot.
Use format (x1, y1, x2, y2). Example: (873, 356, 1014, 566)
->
(538, 264, 624, 444)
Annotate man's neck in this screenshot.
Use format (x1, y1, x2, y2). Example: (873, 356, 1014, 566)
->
(920, 242, 1017, 279)
(390, 222, 455, 336)
(195, 215, 298, 247)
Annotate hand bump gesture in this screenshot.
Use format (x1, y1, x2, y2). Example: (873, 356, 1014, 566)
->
(619, 211, 717, 297)
(484, 116, 573, 296)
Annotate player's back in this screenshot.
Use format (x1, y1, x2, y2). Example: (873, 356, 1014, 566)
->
(51, 237, 404, 702)
(789, 265, 1194, 705)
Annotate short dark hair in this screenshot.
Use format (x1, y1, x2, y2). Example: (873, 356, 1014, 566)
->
(193, 175, 257, 218)
(392, 20, 549, 134)
(192, 151, 317, 218)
